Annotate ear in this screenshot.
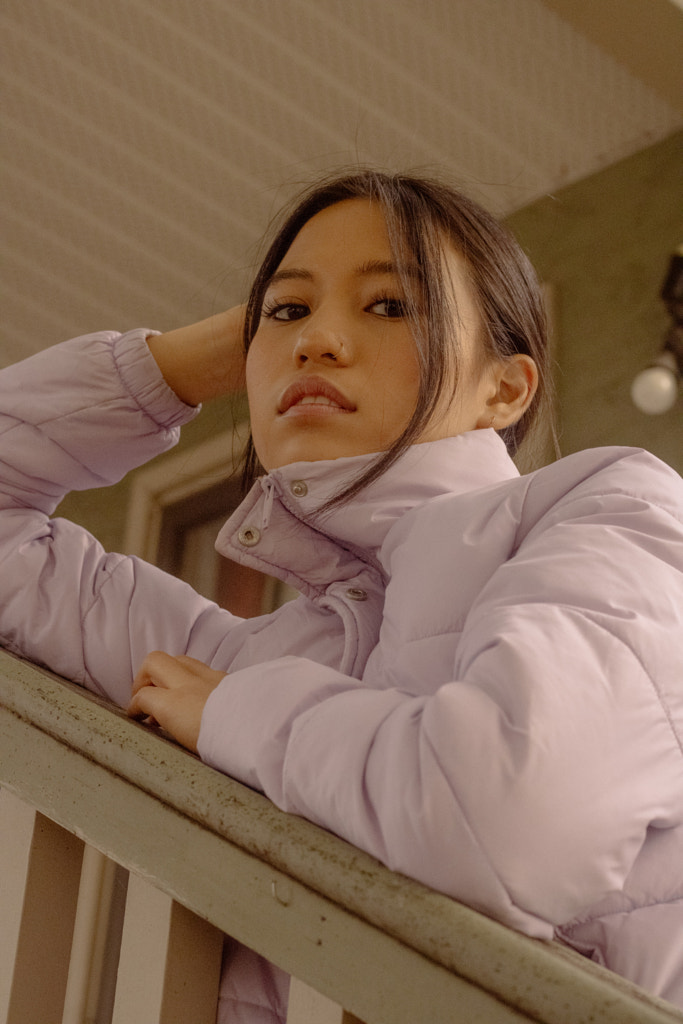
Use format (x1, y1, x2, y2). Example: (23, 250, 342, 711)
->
(476, 354, 538, 430)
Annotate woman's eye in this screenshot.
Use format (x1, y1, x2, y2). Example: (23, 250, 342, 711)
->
(262, 302, 309, 322)
(369, 298, 407, 318)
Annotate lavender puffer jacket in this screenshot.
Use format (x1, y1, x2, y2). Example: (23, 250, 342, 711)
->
(1, 330, 682, 1010)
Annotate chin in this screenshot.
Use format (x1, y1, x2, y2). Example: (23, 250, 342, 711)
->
(264, 440, 375, 469)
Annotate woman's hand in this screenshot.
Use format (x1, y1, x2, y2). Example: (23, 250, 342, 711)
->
(128, 652, 225, 752)
(148, 305, 247, 406)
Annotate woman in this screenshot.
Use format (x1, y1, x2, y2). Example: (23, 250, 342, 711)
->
(1, 172, 682, 1020)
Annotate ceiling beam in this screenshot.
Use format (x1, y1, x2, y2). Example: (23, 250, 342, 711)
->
(539, 0, 683, 115)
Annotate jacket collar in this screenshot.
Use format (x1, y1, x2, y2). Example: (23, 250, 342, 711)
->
(215, 430, 518, 596)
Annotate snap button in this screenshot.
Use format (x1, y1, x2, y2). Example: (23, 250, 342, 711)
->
(237, 526, 261, 547)
(290, 480, 308, 498)
(346, 587, 368, 602)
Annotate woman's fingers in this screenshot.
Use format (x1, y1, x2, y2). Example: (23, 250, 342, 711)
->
(174, 654, 227, 684)
(131, 651, 224, 695)
(132, 650, 183, 696)
(128, 651, 225, 752)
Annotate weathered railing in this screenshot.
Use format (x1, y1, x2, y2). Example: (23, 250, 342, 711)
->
(1, 648, 681, 1024)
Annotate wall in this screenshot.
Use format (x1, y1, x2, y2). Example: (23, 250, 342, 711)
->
(57, 131, 683, 548)
(506, 129, 683, 474)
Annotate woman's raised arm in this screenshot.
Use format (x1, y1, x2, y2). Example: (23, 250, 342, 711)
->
(147, 305, 247, 406)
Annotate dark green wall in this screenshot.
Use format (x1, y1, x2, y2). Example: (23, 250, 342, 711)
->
(506, 129, 683, 474)
(58, 131, 683, 549)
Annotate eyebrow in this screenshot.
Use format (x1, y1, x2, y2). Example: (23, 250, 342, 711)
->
(266, 258, 422, 288)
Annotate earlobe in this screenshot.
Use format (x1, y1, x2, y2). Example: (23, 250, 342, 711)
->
(477, 354, 538, 429)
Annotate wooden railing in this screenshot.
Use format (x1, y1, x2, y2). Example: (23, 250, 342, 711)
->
(1, 648, 681, 1024)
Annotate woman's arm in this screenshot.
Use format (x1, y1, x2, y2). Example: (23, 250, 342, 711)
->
(147, 307, 246, 406)
(0, 326, 244, 701)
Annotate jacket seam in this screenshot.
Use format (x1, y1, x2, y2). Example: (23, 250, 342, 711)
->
(464, 593, 683, 762)
(562, 891, 683, 929)
(581, 608, 683, 762)
(535, 482, 683, 530)
(421, 726, 554, 929)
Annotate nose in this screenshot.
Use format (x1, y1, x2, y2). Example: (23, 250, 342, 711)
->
(292, 312, 349, 367)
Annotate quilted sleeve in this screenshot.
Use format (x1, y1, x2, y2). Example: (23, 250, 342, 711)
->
(0, 329, 224, 701)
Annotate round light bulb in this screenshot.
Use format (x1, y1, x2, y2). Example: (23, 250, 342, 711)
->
(631, 364, 679, 414)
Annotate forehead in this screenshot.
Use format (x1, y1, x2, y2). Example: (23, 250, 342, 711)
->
(279, 198, 394, 267)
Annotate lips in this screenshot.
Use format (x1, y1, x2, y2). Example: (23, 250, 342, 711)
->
(277, 375, 356, 415)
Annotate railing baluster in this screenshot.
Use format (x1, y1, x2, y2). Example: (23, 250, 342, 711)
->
(287, 978, 365, 1024)
(286, 978, 345, 1024)
(62, 846, 120, 1024)
(112, 872, 223, 1024)
(0, 791, 83, 1024)
(0, 789, 33, 1023)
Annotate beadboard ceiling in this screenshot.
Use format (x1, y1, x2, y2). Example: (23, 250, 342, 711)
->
(2, 0, 682, 368)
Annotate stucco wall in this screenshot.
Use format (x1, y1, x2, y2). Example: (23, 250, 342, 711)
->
(506, 129, 683, 474)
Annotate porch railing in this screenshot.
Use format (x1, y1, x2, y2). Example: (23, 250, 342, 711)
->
(1, 648, 681, 1024)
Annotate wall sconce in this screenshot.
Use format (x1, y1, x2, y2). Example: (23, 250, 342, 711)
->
(631, 248, 683, 414)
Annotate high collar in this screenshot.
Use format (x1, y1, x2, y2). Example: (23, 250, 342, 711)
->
(215, 430, 518, 595)
(275, 428, 518, 547)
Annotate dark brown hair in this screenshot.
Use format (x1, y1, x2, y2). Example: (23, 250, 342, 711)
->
(241, 170, 553, 504)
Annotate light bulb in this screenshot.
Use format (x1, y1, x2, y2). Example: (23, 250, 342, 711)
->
(631, 361, 679, 414)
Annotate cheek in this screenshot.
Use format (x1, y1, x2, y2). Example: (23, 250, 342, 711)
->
(245, 346, 270, 443)
(244, 349, 258, 396)
(376, 348, 420, 417)
(245, 339, 271, 404)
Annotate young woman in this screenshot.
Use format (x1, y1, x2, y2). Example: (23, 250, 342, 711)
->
(1, 172, 681, 1021)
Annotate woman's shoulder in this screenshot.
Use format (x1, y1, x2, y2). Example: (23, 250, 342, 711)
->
(382, 445, 682, 568)
(517, 445, 683, 533)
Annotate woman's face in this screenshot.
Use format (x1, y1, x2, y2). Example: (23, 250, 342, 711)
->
(246, 198, 497, 471)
